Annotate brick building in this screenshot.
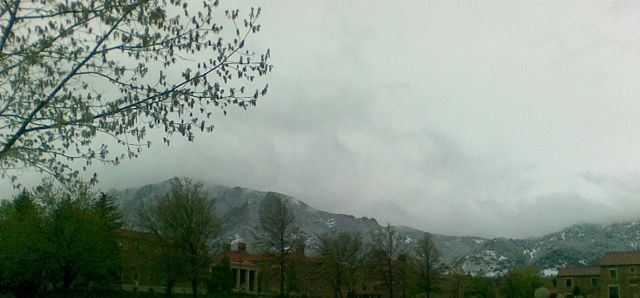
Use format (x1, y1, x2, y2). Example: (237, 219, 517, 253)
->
(117, 229, 462, 298)
(556, 267, 600, 298)
(118, 229, 199, 295)
(216, 242, 332, 297)
(118, 229, 344, 297)
(556, 251, 640, 298)
(599, 251, 640, 298)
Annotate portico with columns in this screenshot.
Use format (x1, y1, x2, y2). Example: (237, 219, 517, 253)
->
(224, 242, 261, 294)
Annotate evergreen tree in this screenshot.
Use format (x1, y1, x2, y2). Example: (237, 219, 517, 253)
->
(0, 191, 47, 297)
(94, 192, 123, 230)
(0, 182, 123, 297)
(43, 185, 122, 294)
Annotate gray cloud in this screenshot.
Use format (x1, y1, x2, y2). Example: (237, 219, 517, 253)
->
(4, 1, 640, 238)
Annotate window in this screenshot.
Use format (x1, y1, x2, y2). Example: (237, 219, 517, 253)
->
(565, 278, 573, 288)
(631, 284, 639, 297)
(631, 266, 637, 273)
(610, 268, 618, 279)
(592, 277, 600, 288)
(133, 271, 139, 282)
(609, 285, 620, 298)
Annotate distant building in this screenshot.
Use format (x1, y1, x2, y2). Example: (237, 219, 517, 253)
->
(215, 241, 332, 297)
(556, 267, 600, 298)
(217, 242, 261, 293)
(118, 229, 199, 295)
(555, 251, 640, 298)
(599, 251, 640, 298)
(118, 229, 462, 298)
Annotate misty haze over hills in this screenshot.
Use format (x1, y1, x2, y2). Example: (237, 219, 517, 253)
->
(111, 178, 640, 277)
(3, 1, 640, 242)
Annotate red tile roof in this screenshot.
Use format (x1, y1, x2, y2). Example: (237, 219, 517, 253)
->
(557, 267, 600, 277)
(117, 229, 151, 239)
(428, 272, 452, 281)
(216, 250, 321, 264)
(220, 250, 276, 262)
(601, 251, 640, 266)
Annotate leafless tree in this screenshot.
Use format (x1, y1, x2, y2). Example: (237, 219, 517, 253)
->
(316, 231, 365, 298)
(137, 178, 221, 298)
(371, 224, 407, 298)
(253, 193, 305, 298)
(415, 233, 440, 298)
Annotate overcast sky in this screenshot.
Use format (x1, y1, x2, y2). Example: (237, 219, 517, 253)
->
(5, 0, 640, 238)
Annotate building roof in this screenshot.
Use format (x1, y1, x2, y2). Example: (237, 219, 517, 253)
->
(601, 251, 640, 266)
(117, 229, 149, 238)
(216, 249, 321, 264)
(428, 272, 453, 281)
(557, 267, 600, 277)
(220, 250, 275, 262)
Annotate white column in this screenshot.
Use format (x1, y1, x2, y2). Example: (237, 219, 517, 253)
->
(235, 268, 240, 289)
(255, 270, 259, 293)
(245, 269, 250, 291)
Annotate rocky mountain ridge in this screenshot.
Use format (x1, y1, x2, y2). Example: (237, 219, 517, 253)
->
(109, 178, 640, 277)
(456, 220, 640, 277)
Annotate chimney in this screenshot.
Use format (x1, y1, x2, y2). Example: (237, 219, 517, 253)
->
(238, 242, 247, 252)
(295, 242, 305, 255)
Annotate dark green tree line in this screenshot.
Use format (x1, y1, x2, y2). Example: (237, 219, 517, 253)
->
(499, 267, 545, 298)
(0, 181, 122, 297)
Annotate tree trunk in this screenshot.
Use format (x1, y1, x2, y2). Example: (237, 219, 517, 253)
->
(425, 259, 431, 298)
(280, 260, 286, 298)
(166, 279, 174, 298)
(426, 273, 430, 298)
(335, 269, 342, 298)
(388, 272, 393, 298)
(192, 278, 198, 298)
(62, 267, 74, 296)
(388, 261, 394, 298)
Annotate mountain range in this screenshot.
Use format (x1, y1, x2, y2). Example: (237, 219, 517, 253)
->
(109, 178, 640, 277)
